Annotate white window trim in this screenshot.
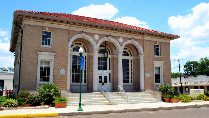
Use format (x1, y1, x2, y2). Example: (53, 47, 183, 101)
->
(153, 61, 164, 85)
(122, 48, 133, 85)
(154, 44, 161, 57)
(71, 44, 87, 85)
(71, 52, 87, 85)
(37, 52, 55, 88)
(41, 30, 52, 47)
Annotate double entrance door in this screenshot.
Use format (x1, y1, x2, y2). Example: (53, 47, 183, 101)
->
(98, 70, 112, 92)
(98, 57, 112, 92)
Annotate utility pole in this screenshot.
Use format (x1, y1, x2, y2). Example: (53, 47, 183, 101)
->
(177, 59, 183, 94)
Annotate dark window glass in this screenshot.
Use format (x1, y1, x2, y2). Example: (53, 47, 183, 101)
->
(194, 86, 198, 89)
(123, 59, 130, 83)
(155, 67, 160, 83)
(42, 31, 51, 46)
(99, 76, 102, 83)
(72, 54, 87, 83)
(40, 60, 50, 82)
(154, 45, 160, 56)
(104, 76, 107, 83)
(98, 57, 107, 70)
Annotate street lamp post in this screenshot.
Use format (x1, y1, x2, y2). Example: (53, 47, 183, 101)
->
(178, 59, 183, 94)
(77, 47, 84, 111)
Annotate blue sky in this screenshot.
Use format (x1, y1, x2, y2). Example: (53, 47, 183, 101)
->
(0, 0, 209, 72)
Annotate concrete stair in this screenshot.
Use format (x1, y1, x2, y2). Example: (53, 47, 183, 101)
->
(63, 92, 111, 106)
(62, 91, 160, 106)
(109, 92, 128, 104)
(126, 92, 159, 103)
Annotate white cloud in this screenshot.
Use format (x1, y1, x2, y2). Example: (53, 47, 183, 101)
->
(0, 43, 10, 53)
(169, 2, 209, 71)
(0, 55, 14, 67)
(0, 29, 13, 67)
(72, 3, 118, 19)
(113, 16, 149, 28)
(0, 43, 14, 67)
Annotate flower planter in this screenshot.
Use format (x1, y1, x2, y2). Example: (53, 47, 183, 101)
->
(0, 107, 4, 111)
(164, 98, 170, 102)
(55, 102, 67, 108)
(170, 98, 178, 103)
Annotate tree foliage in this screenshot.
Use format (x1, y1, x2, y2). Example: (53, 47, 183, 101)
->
(183, 57, 209, 76)
(184, 61, 199, 76)
(171, 72, 180, 78)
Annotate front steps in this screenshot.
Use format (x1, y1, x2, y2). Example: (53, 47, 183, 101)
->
(63, 91, 161, 106)
(64, 92, 111, 106)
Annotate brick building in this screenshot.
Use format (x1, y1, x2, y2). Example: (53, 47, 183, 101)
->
(10, 10, 179, 93)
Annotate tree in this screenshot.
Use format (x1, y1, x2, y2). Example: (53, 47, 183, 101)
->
(184, 61, 199, 76)
(198, 57, 209, 76)
(171, 72, 180, 78)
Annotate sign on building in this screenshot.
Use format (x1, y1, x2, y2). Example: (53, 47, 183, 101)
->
(190, 89, 204, 97)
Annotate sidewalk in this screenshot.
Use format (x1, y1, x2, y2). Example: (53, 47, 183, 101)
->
(1, 101, 209, 118)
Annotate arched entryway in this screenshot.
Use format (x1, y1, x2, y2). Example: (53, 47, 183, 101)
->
(68, 33, 96, 92)
(121, 39, 144, 91)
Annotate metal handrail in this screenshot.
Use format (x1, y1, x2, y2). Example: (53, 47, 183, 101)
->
(118, 86, 128, 101)
(100, 86, 112, 102)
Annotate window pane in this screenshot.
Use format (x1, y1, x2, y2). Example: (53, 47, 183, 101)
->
(40, 60, 50, 82)
(155, 67, 160, 83)
(72, 54, 86, 83)
(99, 76, 102, 83)
(42, 31, 51, 46)
(104, 76, 107, 83)
(123, 59, 130, 83)
(154, 45, 160, 56)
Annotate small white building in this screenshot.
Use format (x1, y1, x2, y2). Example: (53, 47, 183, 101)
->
(171, 75, 209, 94)
(0, 73, 13, 96)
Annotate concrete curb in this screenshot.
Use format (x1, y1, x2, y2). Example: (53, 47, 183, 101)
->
(58, 103, 209, 116)
(0, 112, 58, 118)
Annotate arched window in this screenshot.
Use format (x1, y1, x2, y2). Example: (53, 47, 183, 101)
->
(98, 45, 110, 70)
(122, 48, 133, 84)
(71, 43, 87, 84)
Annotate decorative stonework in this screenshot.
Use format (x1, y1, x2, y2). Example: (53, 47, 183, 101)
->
(94, 34, 99, 41)
(119, 37, 124, 43)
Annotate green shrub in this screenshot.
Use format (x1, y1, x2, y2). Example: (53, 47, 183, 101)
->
(158, 83, 175, 95)
(53, 97, 68, 103)
(27, 94, 42, 106)
(177, 94, 192, 103)
(17, 97, 28, 106)
(38, 83, 61, 105)
(2, 99, 18, 107)
(0, 96, 7, 106)
(195, 94, 209, 101)
(18, 90, 31, 98)
(205, 91, 209, 97)
(163, 93, 173, 98)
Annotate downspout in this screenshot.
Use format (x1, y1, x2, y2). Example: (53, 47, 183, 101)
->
(17, 28, 23, 95)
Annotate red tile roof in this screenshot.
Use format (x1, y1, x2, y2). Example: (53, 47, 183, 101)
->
(15, 10, 179, 38)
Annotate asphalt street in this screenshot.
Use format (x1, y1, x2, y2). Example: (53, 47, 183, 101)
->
(53, 107, 209, 118)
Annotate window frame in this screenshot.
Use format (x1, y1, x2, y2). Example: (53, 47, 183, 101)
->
(154, 61, 164, 85)
(71, 43, 87, 84)
(154, 44, 161, 57)
(41, 30, 52, 47)
(122, 48, 133, 85)
(37, 52, 55, 88)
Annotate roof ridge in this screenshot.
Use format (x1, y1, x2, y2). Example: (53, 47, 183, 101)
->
(15, 10, 179, 37)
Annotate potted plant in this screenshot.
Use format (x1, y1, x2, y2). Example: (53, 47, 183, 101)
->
(170, 96, 179, 103)
(53, 97, 68, 108)
(163, 94, 172, 102)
